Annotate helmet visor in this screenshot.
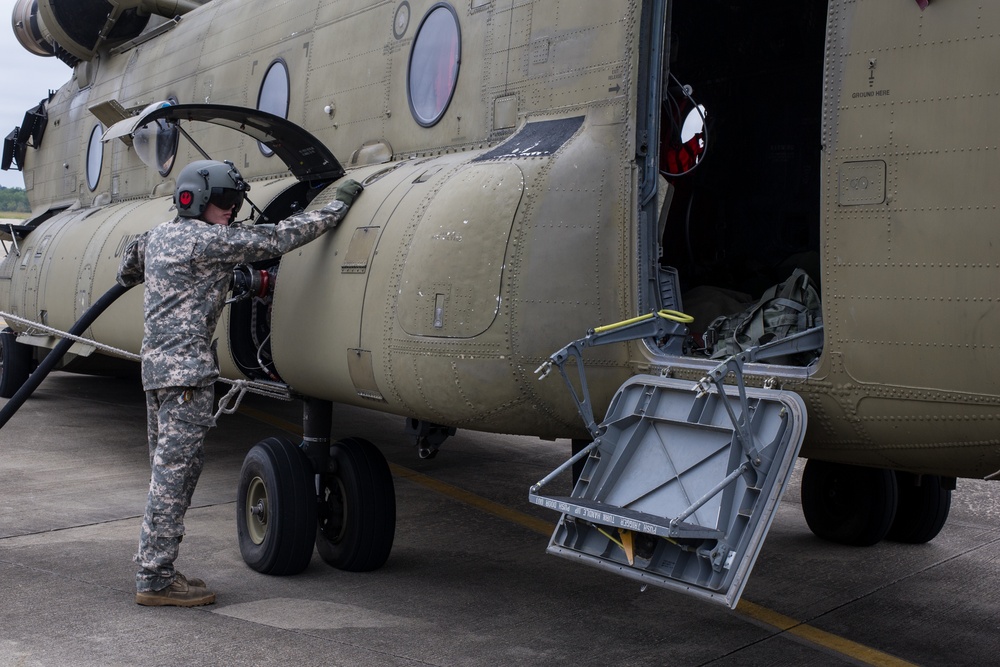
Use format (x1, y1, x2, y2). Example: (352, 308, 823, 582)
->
(209, 187, 244, 211)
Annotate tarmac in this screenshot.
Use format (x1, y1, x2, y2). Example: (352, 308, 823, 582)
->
(1, 371, 999, 666)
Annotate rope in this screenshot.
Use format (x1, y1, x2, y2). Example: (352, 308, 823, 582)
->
(1, 311, 139, 361)
(0, 310, 295, 412)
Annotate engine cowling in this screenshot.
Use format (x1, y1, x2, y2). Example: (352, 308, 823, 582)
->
(11, 0, 209, 65)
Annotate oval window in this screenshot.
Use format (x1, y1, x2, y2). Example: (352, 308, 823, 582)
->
(257, 59, 290, 156)
(86, 123, 103, 191)
(133, 99, 179, 176)
(407, 4, 461, 127)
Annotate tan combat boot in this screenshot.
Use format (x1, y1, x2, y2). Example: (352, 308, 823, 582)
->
(135, 576, 216, 607)
(174, 572, 206, 588)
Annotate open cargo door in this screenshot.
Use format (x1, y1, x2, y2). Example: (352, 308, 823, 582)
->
(530, 350, 807, 608)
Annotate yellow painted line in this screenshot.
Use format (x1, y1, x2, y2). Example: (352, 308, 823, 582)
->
(235, 405, 298, 433)
(387, 464, 555, 536)
(736, 600, 917, 667)
(237, 406, 916, 667)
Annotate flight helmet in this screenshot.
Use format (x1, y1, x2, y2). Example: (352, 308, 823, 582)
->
(174, 159, 250, 221)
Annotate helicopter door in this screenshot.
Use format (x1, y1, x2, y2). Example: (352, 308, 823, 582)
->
(530, 374, 806, 609)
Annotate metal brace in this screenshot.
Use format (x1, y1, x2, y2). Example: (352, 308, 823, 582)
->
(694, 326, 824, 465)
(535, 310, 692, 438)
(4, 224, 21, 257)
(539, 319, 824, 466)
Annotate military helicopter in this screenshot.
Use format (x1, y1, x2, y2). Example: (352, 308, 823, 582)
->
(0, 0, 994, 608)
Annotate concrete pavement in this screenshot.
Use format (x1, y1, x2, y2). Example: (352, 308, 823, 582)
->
(1, 371, 999, 665)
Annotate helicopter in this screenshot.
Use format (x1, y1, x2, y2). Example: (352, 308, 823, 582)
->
(0, 0, 995, 608)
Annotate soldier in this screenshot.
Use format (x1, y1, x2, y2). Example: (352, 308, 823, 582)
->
(117, 160, 362, 606)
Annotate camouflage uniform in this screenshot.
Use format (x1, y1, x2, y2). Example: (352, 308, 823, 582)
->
(117, 200, 349, 592)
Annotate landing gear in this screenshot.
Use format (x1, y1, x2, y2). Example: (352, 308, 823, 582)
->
(887, 472, 952, 544)
(236, 399, 398, 577)
(316, 437, 396, 571)
(0, 327, 32, 399)
(800, 459, 898, 546)
(800, 460, 954, 546)
(237, 436, 318, 575)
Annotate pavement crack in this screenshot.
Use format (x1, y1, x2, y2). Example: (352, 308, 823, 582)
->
(0, 500, 235, 541)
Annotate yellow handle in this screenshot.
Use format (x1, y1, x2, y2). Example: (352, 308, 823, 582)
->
(659, 309, 695, 323)
(592, 309, 694, 334)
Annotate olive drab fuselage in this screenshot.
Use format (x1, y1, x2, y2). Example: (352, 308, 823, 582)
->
(3, 0, 1000, 482)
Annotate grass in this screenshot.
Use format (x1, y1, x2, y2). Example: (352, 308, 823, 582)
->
(0, 212, 30, 220)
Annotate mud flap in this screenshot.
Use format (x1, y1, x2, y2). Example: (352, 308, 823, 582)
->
(529, 375, 806, 608)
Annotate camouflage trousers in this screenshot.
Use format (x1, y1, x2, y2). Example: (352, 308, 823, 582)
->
(134, 385, 216, 592)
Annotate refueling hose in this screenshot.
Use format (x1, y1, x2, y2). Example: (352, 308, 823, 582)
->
(0, 282, 133, 430)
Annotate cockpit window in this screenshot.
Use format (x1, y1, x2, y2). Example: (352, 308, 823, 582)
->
(257, 59, 290, 156)
(407, 3, 461, 127)
(86, 123, 103, 191)
(133, 99, 179, 176)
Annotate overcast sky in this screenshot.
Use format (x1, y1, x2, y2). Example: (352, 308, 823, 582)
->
(0, 0, 75, 189)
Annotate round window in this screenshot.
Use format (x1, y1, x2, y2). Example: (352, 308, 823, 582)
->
(407, 4, 461, 127)
(86, 123, 103, 191)
(257, 59, 290, 156)
(133, 100, 179, 176)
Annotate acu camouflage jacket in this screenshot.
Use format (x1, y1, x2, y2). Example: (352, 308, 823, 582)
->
(116, 201, 348, 391)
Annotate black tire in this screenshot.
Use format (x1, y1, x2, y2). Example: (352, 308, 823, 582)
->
(887, 473, 951, 544)
(316, 437, 395, 571)
(0, 328, 32, 399)
(801, 459, 898, 546)
(237, 436, 317, 575)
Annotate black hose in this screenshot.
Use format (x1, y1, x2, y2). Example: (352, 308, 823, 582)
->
(0, 282, 133, 429)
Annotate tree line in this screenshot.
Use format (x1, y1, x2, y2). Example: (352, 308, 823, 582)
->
(0, 186, 30, 213)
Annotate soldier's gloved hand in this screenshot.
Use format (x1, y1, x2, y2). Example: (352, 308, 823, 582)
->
(334, 179, 364, 208)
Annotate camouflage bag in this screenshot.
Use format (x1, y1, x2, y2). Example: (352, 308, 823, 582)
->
(704, 268, 822, 363)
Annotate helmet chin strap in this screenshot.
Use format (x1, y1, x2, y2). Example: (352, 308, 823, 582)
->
(231, 193, 268, 225)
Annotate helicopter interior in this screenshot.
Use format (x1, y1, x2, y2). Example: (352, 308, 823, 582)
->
(659, 0, 828, 363)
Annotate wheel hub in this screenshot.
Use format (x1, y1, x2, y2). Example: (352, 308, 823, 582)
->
(246, 475, 269, 545)
(318, 475, 348, 544)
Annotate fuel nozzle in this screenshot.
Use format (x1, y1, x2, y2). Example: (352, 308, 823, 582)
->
(227, 263, 270, 304)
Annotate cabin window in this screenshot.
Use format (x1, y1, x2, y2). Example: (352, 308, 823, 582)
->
(407, 3, 461, 127)
(257, 59, 290, 156)
(86, 123, 103, 191)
